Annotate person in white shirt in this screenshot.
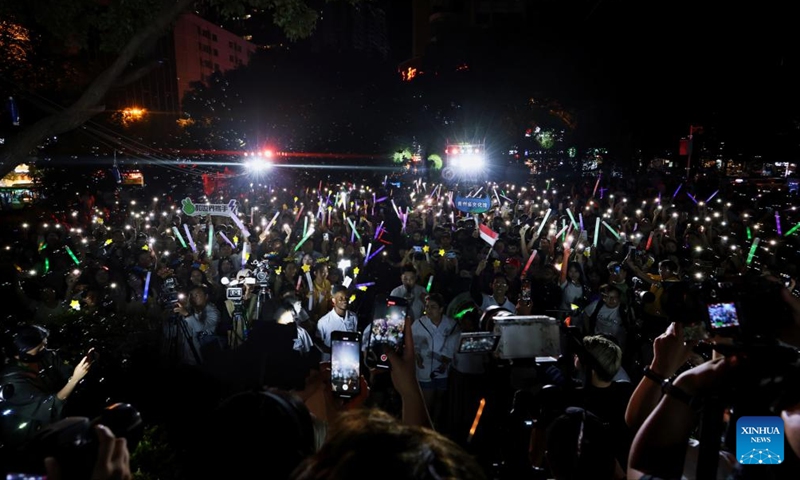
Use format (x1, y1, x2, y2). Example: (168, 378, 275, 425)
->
(390, 265, 427, 321)
(581, 286, 628, 352)
(412, 293, 461, 427)
(314, 285, 358, 362)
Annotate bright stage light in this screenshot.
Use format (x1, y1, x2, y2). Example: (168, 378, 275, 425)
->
(245, 156, 273, 172)
(451, 153, 486, 172)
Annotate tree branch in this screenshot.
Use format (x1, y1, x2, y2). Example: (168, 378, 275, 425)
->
(0, 0, 194, 178)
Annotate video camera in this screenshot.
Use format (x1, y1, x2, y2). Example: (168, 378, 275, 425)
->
(160, 276, 181, 309)
(17, 403, 143, 479)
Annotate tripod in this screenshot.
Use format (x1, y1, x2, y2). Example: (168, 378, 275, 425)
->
(228, 300, 248, 349)
(165, 313, 202, 365)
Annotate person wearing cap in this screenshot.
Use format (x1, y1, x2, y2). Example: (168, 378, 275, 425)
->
(0, 325, 95, 449)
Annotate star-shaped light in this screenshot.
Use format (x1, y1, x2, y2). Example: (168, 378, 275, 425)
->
(70, 300, 81, 311)
(353, 267, 360, 276)
(439, 249, 445, 256)
(358, 286, 368, 291)
(349, 294, 357, 302)
(423, 245, 430, 253)
(275, 267, 282, 275)
(301, 264, 311, 273)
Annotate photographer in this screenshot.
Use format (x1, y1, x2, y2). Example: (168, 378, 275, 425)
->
(628, 274, 800, 479)
(0, 325, 95, 450)
(173, 284, 222, 365)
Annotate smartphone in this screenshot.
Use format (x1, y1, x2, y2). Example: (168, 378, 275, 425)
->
(330, 331, 361, 398)
(458, 332, 500, 354)
(367, 297, 408, 369)
(706, 302, 740, 330)
(323, 232, 330, 241)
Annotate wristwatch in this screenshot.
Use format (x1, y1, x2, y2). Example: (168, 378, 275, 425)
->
(643, 366, 666, 384)
(661, 380, 702, 410)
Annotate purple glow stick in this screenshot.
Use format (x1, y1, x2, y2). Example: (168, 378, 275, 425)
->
(776, 212, 782, 236)
(706, 190, 719, 203)
(579, 213, 584, 231)
(219, 231, 236, 248)
(686, 192, 698, 204)
(183, 224, 197, 252)
(374, 221, 384, 240)
(365, 245, 385, 264)
(375, 196, 388, 203)
(672, 184, 683, 200)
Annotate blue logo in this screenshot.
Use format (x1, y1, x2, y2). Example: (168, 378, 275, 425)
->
(736, 416, 784, 465)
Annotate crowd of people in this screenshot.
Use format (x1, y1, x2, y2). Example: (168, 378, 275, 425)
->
(1, 168, 799, 479)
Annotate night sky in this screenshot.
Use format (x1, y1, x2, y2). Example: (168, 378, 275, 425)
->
(377, 1, 800, 158)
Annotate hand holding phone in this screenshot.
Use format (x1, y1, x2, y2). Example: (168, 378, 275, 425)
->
(330, 331, 361, 398)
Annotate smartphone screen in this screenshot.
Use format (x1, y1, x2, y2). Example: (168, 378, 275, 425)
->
(330, 331, 361, 397)
(368, 299, 407, 369)
(707, 302, 740, 330)
(458, 332, 500, 353)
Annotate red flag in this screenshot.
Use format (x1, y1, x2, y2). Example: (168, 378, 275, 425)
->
(679, 138, 689, 156)
(479, 224, 498, 246)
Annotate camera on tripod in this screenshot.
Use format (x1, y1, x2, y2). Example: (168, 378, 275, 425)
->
(160, 276, 181, 309)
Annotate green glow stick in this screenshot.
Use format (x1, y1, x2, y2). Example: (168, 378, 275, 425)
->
(454, 307, 475, 319)
(207, 224, 214, 255)
(746, 226, 752, 240)
(426, 275, 434, 293)
(594, 217, 600, 247)
(172, 227, 187, 248)
(566, 208, 579, 230)
(44, 258, 49, 274)
(65, 246, 80, 265)
(602, 220, 620, 239)
(785, 222, 800, 237)
(294, 229, 315, 252)
(746, 237, 760, 265)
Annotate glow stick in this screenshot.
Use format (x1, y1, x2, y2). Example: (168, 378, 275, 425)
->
(183, 224, 197, 252)
(426, 275, 434, 292)
(347, 218, 361, 242)
(65, 246, 80, 265)
(306, 271, 314, 311)
(592, 175, 601, 197)
(645, 231, 654, 251)
(672, 184, 682, 200)
(374, 221, 384, 240)
(228, 213, 251, 238)
(555, 222, 568, 241)
(776, 212, 782, 236)
(219, 231, 235, 249)
(686, 192, 698, 204)
(364, 243, 372, 265)
(593, 217, 601, 247)
(746, 226, 752, 240)
(602, 221, 620, 239)
(785, 221, 800, 237)
(535, 209, 551, 239)
(521, 250, 537, 278)
(579, 213, 584, 231)
(355, 282, 375, 289)
(44, 257, 50, 274)
(172, 226, 187, 248)
(468, 398, 486, 442)
(264, 211, 280, 232)
(207, 223, 214, 255)
(746, 237, 760, 265)
(294, 228, 316, 252)
(706, 190, 719, 203)
(142, 271, 151, 304)
(566, 208, 579, 230)
(241, 242, 249, 268)
(365, 245, 385, 264)
(294, 204, 305, 223)
(303, 216, 308, 238)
